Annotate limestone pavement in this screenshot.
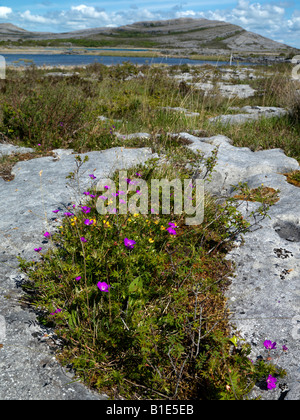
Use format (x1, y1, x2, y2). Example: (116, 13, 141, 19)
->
(0, 105, 300, 400)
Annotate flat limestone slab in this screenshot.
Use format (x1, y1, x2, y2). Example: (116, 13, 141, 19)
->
(0, 144, 35, 157)
(209, 106, 288, 125)
(193, 81, 256, 98)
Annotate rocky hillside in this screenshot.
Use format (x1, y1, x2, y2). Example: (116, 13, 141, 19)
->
(0, 18, 297, 55)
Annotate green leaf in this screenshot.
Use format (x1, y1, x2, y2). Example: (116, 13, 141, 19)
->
(128, 277, 143, 294)
(229, 335, 238, 347)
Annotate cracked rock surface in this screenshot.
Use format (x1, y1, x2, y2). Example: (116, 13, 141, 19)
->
(183, 133, 300, 400)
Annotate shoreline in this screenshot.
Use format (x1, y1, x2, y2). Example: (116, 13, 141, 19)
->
(0, 47, 291, 69)
(0, 46, 258, 62)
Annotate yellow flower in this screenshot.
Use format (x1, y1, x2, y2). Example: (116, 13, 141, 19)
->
(154, 220, 159, 224)
(133, 213, 139, 218)
(160, 226, 165, 231)
(128, 218, 132, 222)
(149, 238, 154, 243)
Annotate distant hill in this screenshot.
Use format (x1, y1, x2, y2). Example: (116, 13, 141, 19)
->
(0, 18, 297, 55)
(0, 23, 29, 34)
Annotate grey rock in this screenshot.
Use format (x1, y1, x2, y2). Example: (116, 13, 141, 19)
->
(97, 115, 122, 123)
(218, 83, 256, 98)
(193, 81, 256, 98)
(209, 106, 288, 125)
(115, 132, 151, 140)
(161, 106, 200, 117)
(0, 144, 35, 157)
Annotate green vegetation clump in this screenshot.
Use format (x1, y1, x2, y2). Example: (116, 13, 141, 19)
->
(0, 37, 160, 48)
(18, 155, 283, 400)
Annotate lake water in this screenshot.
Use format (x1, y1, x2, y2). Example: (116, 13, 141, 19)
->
(0, 53, 251, 67)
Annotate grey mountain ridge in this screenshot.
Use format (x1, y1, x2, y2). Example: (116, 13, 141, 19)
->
(0, 18, 297, 54)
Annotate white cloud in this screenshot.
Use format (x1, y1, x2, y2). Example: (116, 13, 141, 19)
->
(288, 16, 300, 30)
(71, 5, 106, 19)
(20, 10, 54, 24)
(0, 6, 12, 18)
(175, 10, 197, 17)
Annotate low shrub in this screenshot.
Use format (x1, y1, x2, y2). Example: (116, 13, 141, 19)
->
(18, 157, 282, 399)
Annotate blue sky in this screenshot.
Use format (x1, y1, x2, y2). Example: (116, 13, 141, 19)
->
(0, 1, 299, 48)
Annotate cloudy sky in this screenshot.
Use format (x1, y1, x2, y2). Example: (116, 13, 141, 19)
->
(0, 0, 299, 48)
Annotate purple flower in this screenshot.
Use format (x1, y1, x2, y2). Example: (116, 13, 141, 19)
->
(81, 206, 91, 214)
(84, 219, 94, 226)
(89, 174, 96, 179)
(118, 190, 125, 195)
(34, 247, 42, 252)
(75, 276, 81, 281)
(59, 122, 64, 126)
(90, 194, 96, 198)
(266, 375, 277, 390)
(98, 195, 108, 201)
(166, 223, 178, 235)
(83, 191, 90, 196)
(44, 232, 51, 238)
(104, 185, 111, 190)
(97, 281, 111, 292)
(111, 192, 119, 197)
(64, 212, 74, 217)
(52, 209, 60, 213)
(135, 172, 142, 177)
(264, 340, 277, 350)
(282, 345, 288, 351)
(126, 178, 136, 185)
(166, 227, 177, 235)
(50, 308, 61, 315)
(168, 222, 177, 228)
(124, 238, 136, 250)
(80, 237, 87, 243)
